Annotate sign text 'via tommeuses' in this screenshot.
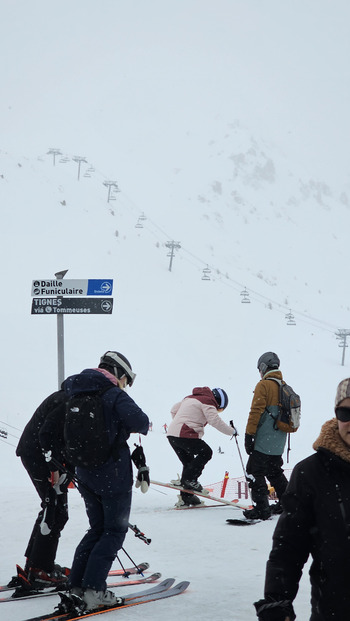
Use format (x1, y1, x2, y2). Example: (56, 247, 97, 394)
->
(31, 279, 113, 297)
(31, 297, 114, 315)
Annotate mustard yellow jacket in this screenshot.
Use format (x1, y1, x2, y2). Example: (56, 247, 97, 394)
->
(246, 370, 287, 455)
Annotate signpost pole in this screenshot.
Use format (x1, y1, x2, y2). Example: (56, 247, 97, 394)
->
(54, 270, 68, 389)
(57, 307, 65, 388)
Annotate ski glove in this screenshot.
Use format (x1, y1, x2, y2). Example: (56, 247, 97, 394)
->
(43, 449, 57, 471)
(254, 598, 296, 621)
(53, 473, 70, 495)
(135, 466, 150, 493)
(245, 433, 255, 455)
(131, 445, 150, 493)
(229, 421, 238, 436)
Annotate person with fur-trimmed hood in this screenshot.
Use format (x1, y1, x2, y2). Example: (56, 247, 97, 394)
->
(243, 352, 289, 521)
(254, 378, 350, 621)
(167, 386, 237, 507)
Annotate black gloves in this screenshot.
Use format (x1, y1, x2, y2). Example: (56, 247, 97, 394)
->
(43, 449, 57, 471)
(131, 445, 150, 493)
(245, 433, 255, 455)
(254, 598, 296, 621)
(131, 444, 146, 468)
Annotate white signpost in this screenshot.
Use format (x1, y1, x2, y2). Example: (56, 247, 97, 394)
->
(31, 275, 114, 388)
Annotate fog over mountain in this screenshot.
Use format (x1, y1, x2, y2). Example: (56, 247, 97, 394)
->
(1, 0, 350, 475)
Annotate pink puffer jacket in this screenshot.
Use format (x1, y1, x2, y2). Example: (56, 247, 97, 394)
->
(167, 387, 233, 439)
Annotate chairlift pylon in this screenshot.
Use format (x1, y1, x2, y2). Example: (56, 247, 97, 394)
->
(240, 287, 251, 303)
(285, 310, 296, 325)
(201, 265, 211, 281)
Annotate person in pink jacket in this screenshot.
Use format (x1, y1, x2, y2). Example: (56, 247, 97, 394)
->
(167, 387, 237, 507)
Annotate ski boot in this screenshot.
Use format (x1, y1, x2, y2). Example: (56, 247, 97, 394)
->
(82, 588, 124, 611)
(27, 565, 69, 590)
(243, 495, 271, 521)
(7, 565, 28, 588)
(175, 494, 204, 508)
(182, 479, 209, 495)
(270, 501, 283, 515)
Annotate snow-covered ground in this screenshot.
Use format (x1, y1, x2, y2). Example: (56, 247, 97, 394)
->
(1, 427, 313, 621)
(1, 2, 350, 619)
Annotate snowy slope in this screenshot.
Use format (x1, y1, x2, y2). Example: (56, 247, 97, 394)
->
(1, 2, 350, 619)
(1, 430, 312, 621)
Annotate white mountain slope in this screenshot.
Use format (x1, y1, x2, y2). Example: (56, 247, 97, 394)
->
(0, 133, 348, 474)
(1, 3, 350, 618)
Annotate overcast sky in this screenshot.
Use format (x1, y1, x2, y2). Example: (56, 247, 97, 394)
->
(1, 1, 350, 187)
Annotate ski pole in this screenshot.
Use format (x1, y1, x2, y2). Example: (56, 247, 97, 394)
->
(233, 435, 253, 503)
(115, 550, 146, 577)
(50, 457, 151, 545)
(127, 523, 151, 545)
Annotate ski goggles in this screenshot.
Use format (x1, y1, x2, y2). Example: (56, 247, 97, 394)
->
(335, 407, 350, 422)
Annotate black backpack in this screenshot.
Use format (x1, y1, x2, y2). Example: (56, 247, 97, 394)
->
(64, 386, 113, 468)
(266, 377, 301, 434)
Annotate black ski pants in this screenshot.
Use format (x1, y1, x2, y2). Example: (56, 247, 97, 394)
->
(167, 436, 213, 499)
(246, 450, 288, 505)
(21, 455, 68, 573)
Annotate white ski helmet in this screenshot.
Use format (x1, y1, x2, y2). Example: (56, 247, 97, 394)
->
(99, 351, 136, 386)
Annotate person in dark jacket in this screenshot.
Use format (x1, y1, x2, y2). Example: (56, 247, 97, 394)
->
(64, 351, 149, 612)
(254, 377, 350, 621)
(243, 352, 289, 520)
(13, 389, 70, 589)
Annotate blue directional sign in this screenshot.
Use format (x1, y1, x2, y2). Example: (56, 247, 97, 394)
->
(31, 279, 113, 296)
(87, 279, 113, 296)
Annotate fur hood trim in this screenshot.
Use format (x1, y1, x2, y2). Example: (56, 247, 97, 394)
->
(313, 418, 350, 463)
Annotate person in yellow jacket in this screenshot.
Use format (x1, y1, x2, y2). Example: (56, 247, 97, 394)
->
(243, 352, 289, 520)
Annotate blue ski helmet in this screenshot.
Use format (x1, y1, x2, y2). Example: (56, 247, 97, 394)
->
(212, 388, 229, 410)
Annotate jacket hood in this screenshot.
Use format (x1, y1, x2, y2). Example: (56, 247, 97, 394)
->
(64, 368, 117, 397)
(186, 387, 218, 409)
(313, 418, 350, 464)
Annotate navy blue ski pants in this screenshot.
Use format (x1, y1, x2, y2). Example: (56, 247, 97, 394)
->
(69, 486, 131, 591)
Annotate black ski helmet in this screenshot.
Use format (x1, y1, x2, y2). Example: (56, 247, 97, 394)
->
(257, 352, 280, 375)
(212, 388, 229, 410)
(99, 351, 136, 386)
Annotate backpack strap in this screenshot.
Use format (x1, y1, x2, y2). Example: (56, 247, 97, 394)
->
(264, 377, 282, 426)
(264, 376, 283, 387)
(266, 377, 291, 463)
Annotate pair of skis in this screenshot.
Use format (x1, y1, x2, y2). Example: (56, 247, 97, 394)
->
(0, 562, 150, 601)
(150, 479, 252, 510)
(1, 575, 161, 604)
(19, 578, 190, 621)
